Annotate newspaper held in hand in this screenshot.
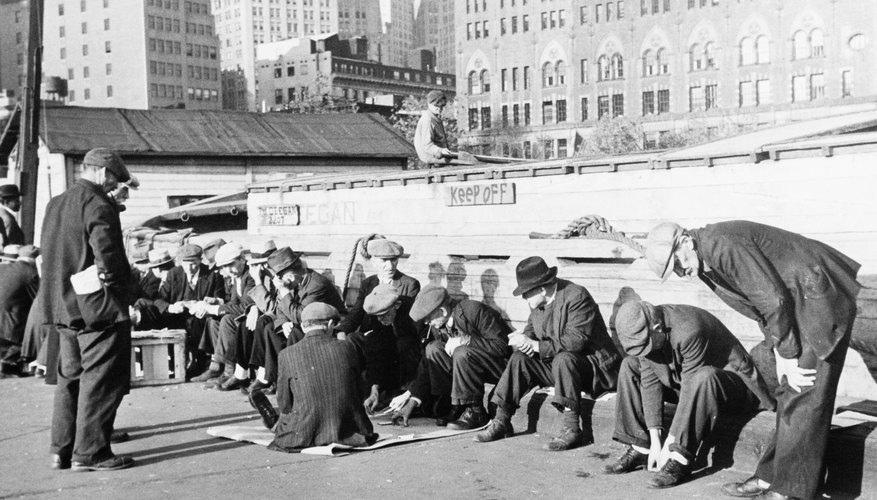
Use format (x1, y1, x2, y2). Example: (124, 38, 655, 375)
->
(70, 265, 102, 294)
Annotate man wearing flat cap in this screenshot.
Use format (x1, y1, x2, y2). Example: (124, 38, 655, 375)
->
(251, 302, 377, 452)
(476, 256, 622, 451)
(0, 184, 25, 246)
(338, 237, 422, 410)
(385, 285, 512, 428)
(243, 246, 346, 393)
(40, 147, 137, 471)
(0, 245, 40, 377)
(235, 240, 280, 394)
(645, 220, 861, 500)
(201, 238, 226, 271)
(603, 291, 775, 489)
(414, 91, 457, 166)
(128, 248, 173, 330)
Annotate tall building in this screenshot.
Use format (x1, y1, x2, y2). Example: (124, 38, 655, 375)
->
(41, 0, 222, 109)
(370, 0, 416, 68)
(414, 0, 455, 73)
(337, 0, 381, 38)
(0, 0, 28, 96)
(457, 0, 877, 159)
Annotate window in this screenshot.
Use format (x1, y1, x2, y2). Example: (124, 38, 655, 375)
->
(107, 85, 113, 97)
(810, 73, 825, 100)
(501, 68, 507, 91)
(524, 102, 531, 125)
(704, 43, 716, 69)
(556, 61, 566, 85)
(501, 105, 509, 127)
(483, 21, 489, 37)
(82, 22, 88, 34)
(598, 55, 609, 80)
(641, 0, 648, 15)
(756, 36, 769, 63)
(523, 66, 530, 89)
(511, 16, 518, 33)
(60, 47, 67, 59)
(689, 86, 703, 111)
(542, 101, 554, 123)
(612, 93, 624, 116)
(81, 0, 86, 11)
(618, 0, 625, 18)
(642, 91, 655, 115)
(580, 59, 588, 83)
(84, 88, 91, 100)
(557, 99, 567, 122)
(842, 70, 853, 97)
(501, 18, 507, 35)
(598, 95, 610, 118)
(275, 89, 284, 105)
(557, 139, 568, 158)
(657, 89, 669, 113)
(104, 18, 110, 30)
(643, 50, 655, 76)
(541, 12, 548, 30)
(60, 26, 66, 37)
(739, 80, 756, 107)
(466, 23, 473, 40)
(756, 79, 770, 105)
(542, 62, 554, 87)
(287, 66, 295, 77)
(705, 84, 717, 109)
(810, 29, 824, 57)
(559, 9, 566, 27)
(793, 30, 808, 60)
(59, 4, 65, 15)
(522, 14, 529, 32)
(106, 63, 112, 75)
(792, 75, 808, 102)
(105, 41, 111, 53)
(82, 44, 88, 56)
(596, 3, 601, 23)
(544, 139, 554, 159)
(523, 141, 532, 159)
(480, 70, 490, 92)
(611, 54, 624, 79)
(468, 108, 479, 130)
(481, 107, 491, 129)
(580, 5, 588, 24)
(581, 97, 589, 121)
(68, 68, 75, 80)
(512, 67, 518, 90)
(513, 104, 520, 125)
(690, 43, 703, 71)
(740, 37, 756, 65)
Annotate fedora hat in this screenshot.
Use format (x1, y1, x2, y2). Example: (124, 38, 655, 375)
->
(0, 184, 21, 199)
(247, 239, 277, 264)
(146, 248, 174, 268)
(266, 246, 302, 276)
(512, 256, 558, 296)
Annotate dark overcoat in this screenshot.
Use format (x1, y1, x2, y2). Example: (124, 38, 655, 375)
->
(0, 260, 39, 344)
(0, 208, 24, 246)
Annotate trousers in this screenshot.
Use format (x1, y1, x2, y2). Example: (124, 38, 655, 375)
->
(409, 340, 508, 405)
(491, 350, 603, 413)
(50, 322, 131, 463)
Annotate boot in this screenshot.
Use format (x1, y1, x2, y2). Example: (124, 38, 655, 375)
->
(204, 363, 234, 388)
(648, 458, 690, 488)
(601, 446, 647, 474)
(435, 405, 465, 427)
(447, 405, 489, 430)
(543, 408, 583, 451)
(474, 407, 514, 442)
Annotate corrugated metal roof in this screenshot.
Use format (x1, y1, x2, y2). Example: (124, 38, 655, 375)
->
(35, 105, 415, 158)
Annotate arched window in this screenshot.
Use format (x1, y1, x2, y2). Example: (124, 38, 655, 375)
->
(611, 54, 624, 79)
(756, 35, 770, 63)
(468, 70, 480, 94)
(598, 55, 610, 81)
(480, 69, 490, 92)
(793, 30, 808, 60)
(810, 28, 824, 57)
(704, 43, 716, 69)
(690, 43, 704, 70)
(556, 60, 566, 85)
(740, 37, 756, 65)
(643, 49, 655, 76)
(657, 48, 669, 74)
(542, 62, 554, 86)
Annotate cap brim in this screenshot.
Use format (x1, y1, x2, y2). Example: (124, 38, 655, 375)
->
(658, 241, 679, 282)
(247, 257, 269, 264)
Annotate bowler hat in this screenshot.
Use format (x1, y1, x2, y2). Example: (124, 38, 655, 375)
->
(266, 246, 301, 276)
(247, 239, 277, 264)
(83, 148, 131, 183)
(146, 248, 174, 268)
(615, 300, 659, 357)
(17, 245, 40, 260)
(645, 222, 685, 282)
(512, 256, 558, 297)
(215, 242, 245, 268)
(177, 244, 203, 262)
(0, 184, 21, 199)
(366, 239, 403, 259)
(301, 302, 340, 324)
(364, 283, 402, 315)
(409, 285, 449, 322)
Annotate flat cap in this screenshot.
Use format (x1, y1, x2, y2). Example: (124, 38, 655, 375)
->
(426, 90, 446, 105)
(177, 244, 203, 262)
(301, 302, 341, 324)
(0, 184, 21, 198)
(364, 283, 402, 315)
(202, 238, 227, 263)
(83, 148, 131, 183)
(609, 286, 643, 335)
(215, 242, 245, 267)
(367, 238, 403, 259)
(409, 285, 449, 322)
(266, 246, 301, 275)
(146, 248, 173, 268)
(247, 239, 277, 264)
(17, 245, 39, 259)
(645, 222, 684, 282)
(615, 300, 655, 357)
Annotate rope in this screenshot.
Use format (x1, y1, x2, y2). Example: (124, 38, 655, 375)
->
(537, 215, 646, 256)
(341, 233, 385, 300)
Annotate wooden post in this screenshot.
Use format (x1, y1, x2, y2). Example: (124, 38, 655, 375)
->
(17, 0, 44, 243)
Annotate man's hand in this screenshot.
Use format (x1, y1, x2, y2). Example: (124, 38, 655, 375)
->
(774, 349, 816, 392)
(444, 335, 470, 357)
(392, 399, 418, 427)
(388, 391, 411, 412)
(658, 434, 676, 469)
(168, 302, 185, 314)
(188, 301, 207, 318)
(363, 384, 381, 415)
(203, 297, 224, 306)
(647, 428, 663, 471)
(440, 148, 452, 157)
(281, 322, 294, 339)
(246, 306, 260, 330)
(128, 306, 141, 326)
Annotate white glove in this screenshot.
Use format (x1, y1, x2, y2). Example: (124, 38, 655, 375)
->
(246, 306, 260, 330)
(388, 391, 411, 412)
(774, 349, 816, 392)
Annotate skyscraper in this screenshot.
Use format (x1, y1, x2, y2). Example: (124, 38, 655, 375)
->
(414, 0, 454, 73)
(0, 0, 28, 96)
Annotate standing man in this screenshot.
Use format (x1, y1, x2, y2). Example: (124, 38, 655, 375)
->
(0, 184, 24, 246)
(476, 257, 622, 451)
(646, 220, 861, 500)
(42, 148, 136, 471)
(0, 245, 40, 377)
(603, 294, 775, 489)
(414, 90, 456, 167)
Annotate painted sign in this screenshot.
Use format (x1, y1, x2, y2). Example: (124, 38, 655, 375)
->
(257, 205, 300, 226)
(445, 182, 516, 207)
(257, 202, 356, 226)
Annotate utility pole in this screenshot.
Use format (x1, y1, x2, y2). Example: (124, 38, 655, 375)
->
(17, 0, 44, 242)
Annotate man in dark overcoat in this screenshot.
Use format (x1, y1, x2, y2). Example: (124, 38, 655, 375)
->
(603, 295, 775, 488)
(646, 220, 861, 500)
(476, 256, 622, 451)
(339, 238, 422, 405)
(42, 148, 136, 471)
(265, 302, 377, 452)
(385, 284, 512, 429)
(0, 245, 40, 377)
(0, 183, 24, 246)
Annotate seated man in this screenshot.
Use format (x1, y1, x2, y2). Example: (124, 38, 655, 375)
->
(383, 285, 512, 429)
(151, 244, 226, 378)
(131, 248, 175, 331)
(338, 238, 421, 407)
(0, 245, 40, 377)
(604, 296, 775, 488)
(236, 240, 278, 393)
(248, 302, 377, 452)
(476, 256, 622, 451)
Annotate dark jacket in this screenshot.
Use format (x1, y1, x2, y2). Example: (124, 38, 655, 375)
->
(269, 331, 376, 452)
(154, 265, 226, 314)
(138, 271, 162, 301)
(0, 260, 39, 343)
(273, 269, 347, 331)
(39, 179, 132, 330)
(691, 220, 861, 360)
(217, 272, 255, 317)
(337, 271, 421, 339)
(523, 278, 622, 374)
(639, 304, 776, 429)
(0, 208, 24, 246)
(446, 299, 513, 358)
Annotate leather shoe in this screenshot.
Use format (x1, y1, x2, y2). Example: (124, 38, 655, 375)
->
(219, 376, 248, 391)
(447, 406, 489, 430)
(191, 367, 222, 383)
(601, 447, 647, 474)
(435, 405, 465, 427)
(752, 492, 795, 500)
(543, 427, 583, 451)
(721, 477, 769, 497)
(110, 431, 130, 443)
(242, 379, 271, 395)
(248, 389, 279, 429)
(648, 458, 690, 488)
(474, 418, 514, 443)
(71, 455, 135, 472)
(51, 454, 71, 470)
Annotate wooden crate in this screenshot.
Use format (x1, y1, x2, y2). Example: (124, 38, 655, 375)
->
(130, 329, 186, 387)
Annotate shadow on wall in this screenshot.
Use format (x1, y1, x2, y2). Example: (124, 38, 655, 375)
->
(481, 268, 510, 322)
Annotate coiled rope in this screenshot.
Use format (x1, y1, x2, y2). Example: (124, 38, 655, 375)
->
(342, 233, 385, 300)
(529, 215, 646, 256)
